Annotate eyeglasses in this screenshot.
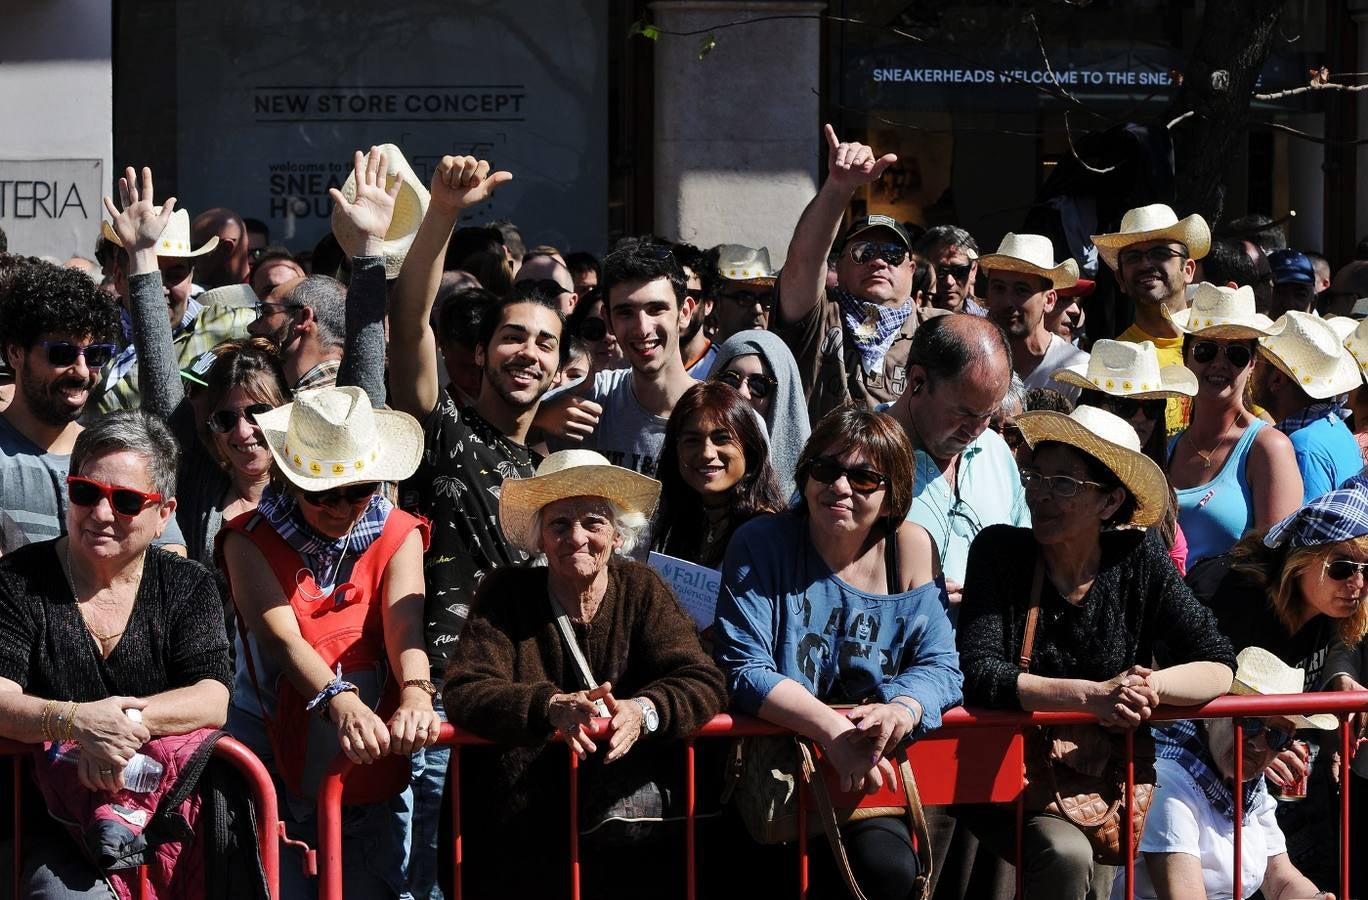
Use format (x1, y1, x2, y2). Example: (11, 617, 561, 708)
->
(1236, 717, 1294, 751)
(1323, 558, 1368, 581)
(253, 301, 301, 317)
(714, 369, 777, 400)
(41, 341, 116, 369)
(298, 482, 380, 509)
(1118, 246, 1187, 269)
(1099, 397, 1167, 421)
(719, 288, 774, 312)
(937, 263, 973, 283)
(579, 317, 608, 342)
(808, 457, 887, 494)
(207, 403, 273, 434)
(66, 475, 163, 518)
(1019, 469, 1105, 498)
(847, 241, 908, 268)
(1190, 340, 1254, 369)
(515, 279, 571, 299)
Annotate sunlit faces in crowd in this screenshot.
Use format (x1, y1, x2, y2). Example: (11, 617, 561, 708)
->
(1184, 336, 1257, 403)
(713, 353, 776, 419)
(836, 228, 915, 305)
(1020, 442, 1127, 549)
(1116, 240, 1194, 306)
(538, 496, 622, 580)
(676, 408, 747, 498)
(924, 242, 976, 312)
(607, 278, 693, 376)
(984, 271, 1054, 339)
(67, 450, 176, 559)
(711, 281, 773, 339)
(477, 301, 564, 409)
(801, 445, 891, 536)
(9, 333, 110, 426)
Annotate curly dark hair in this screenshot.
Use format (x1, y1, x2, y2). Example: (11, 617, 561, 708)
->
(601, 238, 687, 308)
(0, 260, 119, 351)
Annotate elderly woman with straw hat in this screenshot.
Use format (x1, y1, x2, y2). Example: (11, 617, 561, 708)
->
(442, 449, 726, 899)
(957, 405, 1236, 900)
(1165, 283, 1303, 567)
(217, 385, 436, 897)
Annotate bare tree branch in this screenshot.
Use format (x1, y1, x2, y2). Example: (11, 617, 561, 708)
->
(1027, 12, 1083, 107)
(1064, 112, 1116, 174)
(1254, 121, 1368, 146)
(1167, 110, 1196, 129)
(1254, 81, 1368, 101)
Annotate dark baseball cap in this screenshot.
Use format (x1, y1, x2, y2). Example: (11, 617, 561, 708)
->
(1269, 249, 1315, 286)
(842, 214, 913, 251)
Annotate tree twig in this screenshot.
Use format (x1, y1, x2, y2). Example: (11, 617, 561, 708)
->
(1253, 121, 1368, 146)
(1027, 12, 1083, 107)
(1253, 81, 1368, 101)
(1167, 110, 1196, 129)
(1064, 112, 1116, 174)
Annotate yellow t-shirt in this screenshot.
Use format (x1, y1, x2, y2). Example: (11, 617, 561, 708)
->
(1117, 323, 1190, 436)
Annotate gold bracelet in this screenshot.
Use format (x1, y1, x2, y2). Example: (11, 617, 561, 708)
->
(62, 702, 78, 743)
(40, 700, 57, 742)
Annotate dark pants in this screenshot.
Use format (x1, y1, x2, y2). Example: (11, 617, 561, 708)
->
(954, 804, 1116, 900)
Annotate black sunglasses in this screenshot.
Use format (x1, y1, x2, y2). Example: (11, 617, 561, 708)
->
(1236, 717, 1293, 751)
(515, 279, 570, 300)
(1324, 558, 1368, 582)
(41, 341, 116, 369)
(1190, 340, 1254, 369)
(937, 263, 973, 282)
(579, 317, 608, 342)
(719, 288, 774, 311)
(808, 457, 887, 494)
(714, 369, 777, 399)
(847, 241, 908, 268)
(207, 403, 273, 434)
(1100, 397, 1167, 421)
(299, 482, 380, 508)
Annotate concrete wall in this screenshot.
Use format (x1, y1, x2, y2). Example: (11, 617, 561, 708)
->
(0, 0, 112, 260)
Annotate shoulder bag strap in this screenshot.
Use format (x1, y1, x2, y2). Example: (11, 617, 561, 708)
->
(1017, 556, 1045, 673)
(547, 594, 611, 717)
(884, 524, 901, 594)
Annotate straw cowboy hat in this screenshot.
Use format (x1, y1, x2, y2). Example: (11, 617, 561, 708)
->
(1259, 310, 1362, 400)
(499, 450, 662, 554)
(254, 386, 422, 491)
(1052, 338, 1197, 399)
(1229, 647, 1337, 731)
(977, 233, 1079, 289)
(330, 143, 430, 279)
(101, 208, 218, 258)
(1165, 283, 1281, 339)
(716, 244, 777, 285)
(1341, 317, 1368, 382)
(1090, 203, 1211, 271)
(1014, 405, 1170, 528)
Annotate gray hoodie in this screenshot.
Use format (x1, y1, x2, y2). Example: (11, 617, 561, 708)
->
(712, 330, 812, 502)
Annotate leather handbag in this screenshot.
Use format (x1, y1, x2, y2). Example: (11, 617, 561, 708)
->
(1017, 557, 1156, 866)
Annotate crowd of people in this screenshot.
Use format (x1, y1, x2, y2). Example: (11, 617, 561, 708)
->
(0, 123, 1365, 900)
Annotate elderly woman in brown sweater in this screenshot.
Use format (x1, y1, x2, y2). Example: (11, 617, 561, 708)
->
(443, 449, 727, 899)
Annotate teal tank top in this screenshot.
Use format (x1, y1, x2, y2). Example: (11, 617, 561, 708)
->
(1170, 419, 1265, 567)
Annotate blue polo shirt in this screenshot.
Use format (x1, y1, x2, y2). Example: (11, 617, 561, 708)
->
(1284, 412, 1364, 503)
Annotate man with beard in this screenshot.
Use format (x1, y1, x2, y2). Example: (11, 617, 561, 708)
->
(247, 274, 348, 392)
(389, 153, 552, 900)
(673, 242, 718, 377)
(708, 244, 776, 342)
(0, 261, 186, 552)
(1092, 203, 1211, 436)
(978, 233, 1088, 401)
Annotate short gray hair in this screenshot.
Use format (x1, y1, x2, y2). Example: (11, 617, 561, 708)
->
(289, 275, 346, 350)
(70, 410, 179, 500)
(916, 225, 979, 258)
(525, 498, 650, 564)
(1001, 372, 1027, 417)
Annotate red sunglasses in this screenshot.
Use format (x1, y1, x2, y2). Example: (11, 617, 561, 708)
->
(66, 476, 163, 518)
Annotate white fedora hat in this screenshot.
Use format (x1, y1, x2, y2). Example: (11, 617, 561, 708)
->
(1341, 318, 1368, 383)
(1166, 283, 1281, 339)
(716, 244, 777, 284)
(101, 208, 218, 258)
(1259, 310, 1362, 400)
(1229, 647, 1337, 730)
(978, 233, 1079, 289)
(1052, 339, 1197, 399)
(499, 449, 662, 554)
(254, 386, 422, 491)
(1090, 203, 1211, 271)
(330, 143, 431, 279)
(1014, 405, 1170, 528)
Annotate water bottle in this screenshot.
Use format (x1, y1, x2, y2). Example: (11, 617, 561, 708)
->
(53, 708, 164, 793)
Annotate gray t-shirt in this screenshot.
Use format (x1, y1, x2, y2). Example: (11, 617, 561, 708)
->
(0, 414, 186, 548)
(565, 367, 673, 478)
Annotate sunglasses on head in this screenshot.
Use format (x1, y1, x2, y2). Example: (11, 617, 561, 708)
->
(298, 482, 380, 508)
(207, 403, 273, 434)
(1323, 558, 1368, 581)
(515, 279, 570, 300)
(579, 317, 608, 342)
(1101, 397, 1167, 421)
(1236, 717, 1294, 751)
(847, 241, 908, 268)
(66, 475, 162, 518)
(41, 341, 116, 369)
(807, 457, 887, 494)
(1190, 340, 1254, 368)
(714, 369, 776, 399)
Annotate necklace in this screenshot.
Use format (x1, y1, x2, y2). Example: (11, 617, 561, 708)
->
(1191, 415, 1243, 468)
(59, 542, 127, 645)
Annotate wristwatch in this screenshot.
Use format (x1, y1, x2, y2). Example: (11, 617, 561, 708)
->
(403, 679, 438, 699)
(634, 697, 659, 734)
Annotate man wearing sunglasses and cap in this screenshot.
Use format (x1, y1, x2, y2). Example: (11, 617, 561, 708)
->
(775, 124, 945, 424)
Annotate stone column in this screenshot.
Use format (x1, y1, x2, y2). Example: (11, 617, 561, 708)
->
(651, 1, 824, 267)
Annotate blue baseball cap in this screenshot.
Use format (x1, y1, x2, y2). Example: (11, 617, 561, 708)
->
(1269, 250, 1315, 286)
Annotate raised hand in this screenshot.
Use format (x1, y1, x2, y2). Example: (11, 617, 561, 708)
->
(429, 155, 513, 215)
(823, 123, 898, 193)
(329, 147, 403, 256)
(102, 166, 177, 262)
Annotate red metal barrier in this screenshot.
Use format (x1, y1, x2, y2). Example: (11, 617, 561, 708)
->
(316, 693, 1368, 900)
(0, 735, 280, 899)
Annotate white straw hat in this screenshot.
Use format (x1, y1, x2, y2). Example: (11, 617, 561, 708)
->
(498, 450, 662, 553)
(1166, 283, 1282, 339)
(1259, 310, 1362, 400)
(1090, 203, 1211, 271)
(1052, 339, 1197, 399)
(716, 244, 777, 284)
(1341, 318, 1368, 383)
(101, 208, 218, 258)
(254, 386, 422, 491)
(1014, 406, 1170, 528)
(978, 233, 1079, 289)
(329, 143, 431, 279)
(1229, 647, 1337, 730)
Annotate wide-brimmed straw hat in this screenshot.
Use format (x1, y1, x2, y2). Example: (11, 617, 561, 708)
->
(1014, 406, 1169, 528)
(978, 233, 1079, 289)
(1341, 318, 1368, 382)
(1090, 203, 1211, 271)
(1166, 283, 1281, 339)
(1259, 310, 1361, 400)
(254, 386, 422, 491)
(716, 244, 777, 285)
(101, 208, 218, 258)
(329, 143, 431, 279)
(1229, 647, 1337, 730)
(1052, 339, 1197, 399)
(499, 449, 662, 553)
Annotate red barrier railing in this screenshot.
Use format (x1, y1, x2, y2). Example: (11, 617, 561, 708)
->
(0, 735, 280, 899)
(316, 693, 1368, 900)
